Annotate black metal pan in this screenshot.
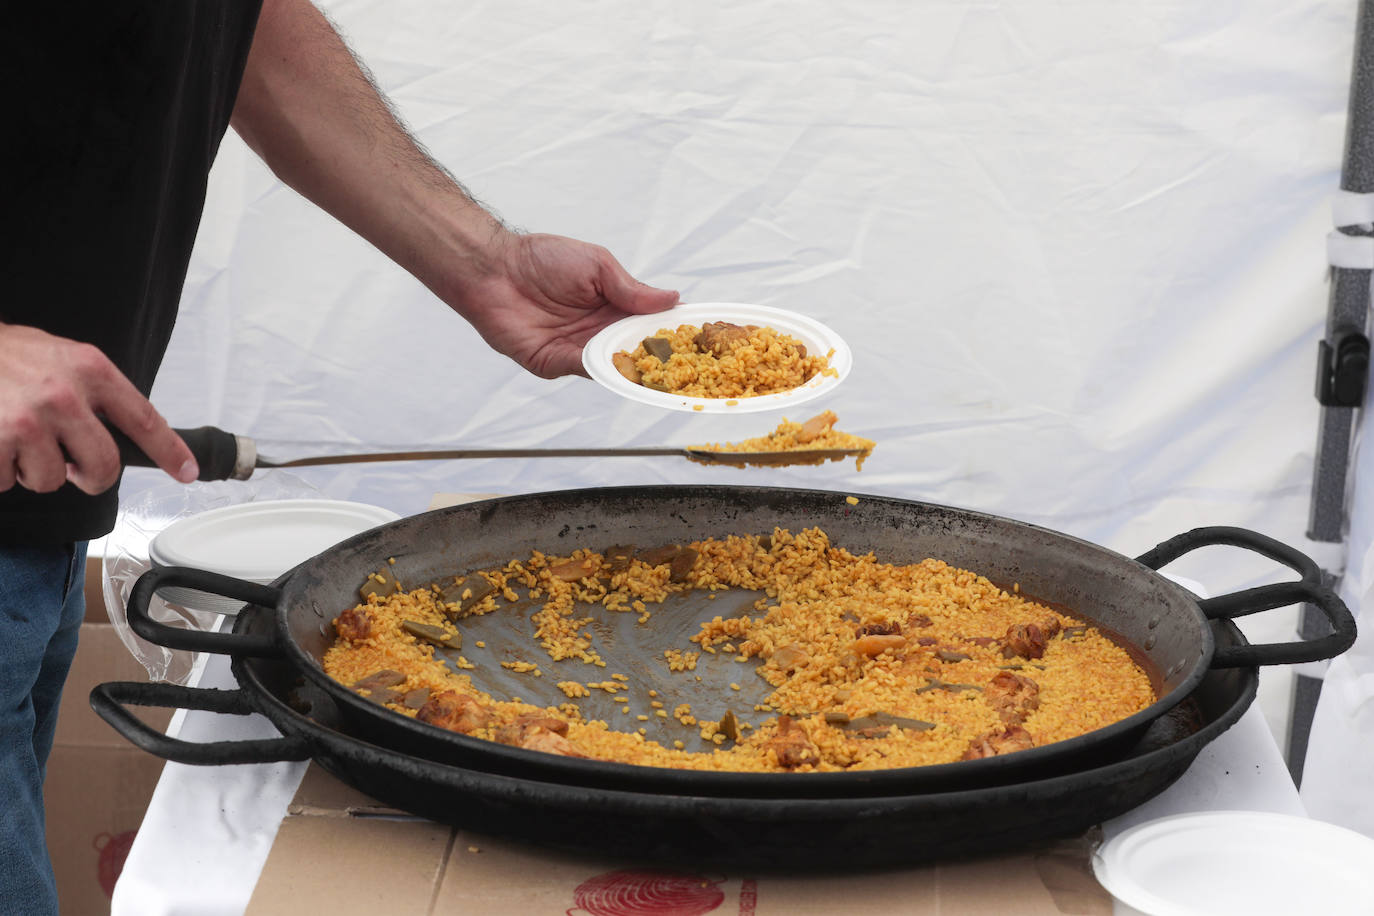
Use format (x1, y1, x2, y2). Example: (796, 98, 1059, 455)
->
(122, 486, 1353, 798)
(92, 609, 1259, 870)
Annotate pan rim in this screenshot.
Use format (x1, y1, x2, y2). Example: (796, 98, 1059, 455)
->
(251, 485, 1217, 797)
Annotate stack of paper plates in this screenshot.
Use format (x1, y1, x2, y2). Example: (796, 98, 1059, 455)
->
(147, 499, 400, 615)
(1092, 811, 1374, 915)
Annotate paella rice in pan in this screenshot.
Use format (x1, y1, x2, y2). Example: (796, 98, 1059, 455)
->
(322, 527, 1155, 772)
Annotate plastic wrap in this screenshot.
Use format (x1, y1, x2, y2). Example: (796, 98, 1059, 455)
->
(102, 472, 324, 684)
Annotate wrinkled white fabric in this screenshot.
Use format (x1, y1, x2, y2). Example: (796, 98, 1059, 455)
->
(126, 0, 1357, 754)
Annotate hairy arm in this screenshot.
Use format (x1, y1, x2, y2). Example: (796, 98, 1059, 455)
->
(230, 0, 676, 378)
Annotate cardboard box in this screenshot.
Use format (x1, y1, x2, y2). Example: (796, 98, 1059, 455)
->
(42, 559, 173, 916)
(245, 764, 1111, 915)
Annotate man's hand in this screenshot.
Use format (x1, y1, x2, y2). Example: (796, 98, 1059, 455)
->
(449, 233, 678, 379)
(0, 324, 198, 495)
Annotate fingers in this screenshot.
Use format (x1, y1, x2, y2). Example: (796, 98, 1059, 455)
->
(0, 326, 198, 496)
(56, 411, 125, 495)
(92, 371, 199, 487)
(597, 251, 679, 316)
(14, 429, 69, 494)
(546, 340, 591, 380)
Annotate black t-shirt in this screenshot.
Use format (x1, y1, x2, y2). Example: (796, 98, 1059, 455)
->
(1, 2, 262, 546)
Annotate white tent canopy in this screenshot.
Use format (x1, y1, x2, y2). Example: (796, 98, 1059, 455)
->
(121, 0, 1370, 831)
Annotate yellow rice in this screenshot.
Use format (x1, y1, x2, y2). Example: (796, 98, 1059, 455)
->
(615, 323, 835, 398)
(323, 528, 1155, 773)
(692, 410, 876, 470)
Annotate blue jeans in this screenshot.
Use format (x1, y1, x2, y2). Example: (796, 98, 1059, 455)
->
(0, 542, 88, 916)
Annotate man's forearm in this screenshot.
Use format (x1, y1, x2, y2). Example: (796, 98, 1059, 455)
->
(228, 0, 679, 380)
(230, 0, 508, 306)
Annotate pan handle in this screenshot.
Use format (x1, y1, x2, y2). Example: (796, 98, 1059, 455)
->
(113, 424, 254, 481)
(90, 681, 311, 765)
(1135, 526, 1355, 669)
(128, 565, 285, 657)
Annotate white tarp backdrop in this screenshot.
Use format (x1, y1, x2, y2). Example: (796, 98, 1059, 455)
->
(120, 0, 1370, 823)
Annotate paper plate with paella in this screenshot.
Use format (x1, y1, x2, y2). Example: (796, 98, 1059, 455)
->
(583, 303, 852, 413)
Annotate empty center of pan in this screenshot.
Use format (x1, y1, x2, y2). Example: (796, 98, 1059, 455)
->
(444, 587, 774, 750)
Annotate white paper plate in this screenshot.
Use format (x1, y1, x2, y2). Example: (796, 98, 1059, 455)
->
(147, 499, 400, 614)
(1092, 812, 1374, 916)
(582, 302, 852, 413)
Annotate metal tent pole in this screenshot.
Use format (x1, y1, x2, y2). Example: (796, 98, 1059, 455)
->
(1290, 0, 1374, 785)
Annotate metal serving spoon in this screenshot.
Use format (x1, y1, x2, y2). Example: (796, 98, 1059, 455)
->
(115, 426, 867, 481)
